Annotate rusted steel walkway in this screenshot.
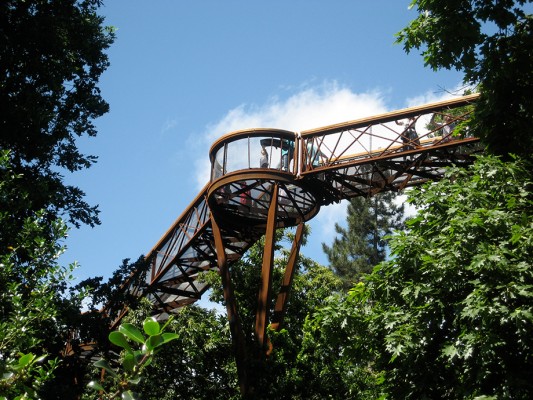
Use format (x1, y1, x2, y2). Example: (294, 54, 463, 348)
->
(98, 93, 481, 394)
(108, 94, 481, 339)
(110, 94, 479, 324)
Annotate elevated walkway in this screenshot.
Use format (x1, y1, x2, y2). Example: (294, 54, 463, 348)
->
(107, 94, 481, 329)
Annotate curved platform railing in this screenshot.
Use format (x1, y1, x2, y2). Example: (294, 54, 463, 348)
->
(106, 93, 481, 327)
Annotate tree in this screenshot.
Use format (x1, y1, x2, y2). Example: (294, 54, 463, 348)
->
(0, 3, 115, 392)
(201, 226, 343, 398)
(127, 227, 342, 399)
(0, 0, 115, 233)
(322, 191, 405, 290)
(85, 316, 179, 400)
(396, 0, 533, 158)
(305, 155, 533, 399)
(124, 304, 239, 400)
(0, 151, 82, 400)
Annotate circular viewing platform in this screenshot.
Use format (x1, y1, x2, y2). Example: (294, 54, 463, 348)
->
(207, 128, 320, 230)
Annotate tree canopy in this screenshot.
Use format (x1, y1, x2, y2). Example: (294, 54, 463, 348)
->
(396, 0, 533, 158)
(0, 1, 115, 398)
(305, 155, 533, 399)
(113, 227, 343, 399)
(0, 0, 115, 230)
(322, 192, 405, 290)
(0, 151, 83, 399)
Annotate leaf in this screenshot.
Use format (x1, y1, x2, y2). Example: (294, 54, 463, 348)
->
(33, 355, 47, 364)
(127, 376, 142, 385)
(87, 380, 105, 392)
(2, 372, 14, 380)
(161, 332, 179, 344)
(122, 390, 140, 400)
(119, 323, 145, 344)
(94, 359, 118, 378)
(143, 317, 160, 336)
(143, 356, 153, 368)
(18, 353, 35, 367)
(109, 331, 133, 353)
(442, 344, 458, 359)
(123, 352, 135, 373)
(145, 334, 164, 350)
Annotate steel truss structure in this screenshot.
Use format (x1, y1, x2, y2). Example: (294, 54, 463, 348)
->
(102, 93, 481, 392)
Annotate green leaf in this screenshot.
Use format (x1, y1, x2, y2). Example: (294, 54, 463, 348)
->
(145, 334, 164, 350)
(127, 376, 142, 385)
(161, 332, 179, 344)
(33, 355, 47, 364)
(18, 353, 35, 367)
(2, 372, 14, 380)
(123, 352, 135, 373)
(122, 390, 140, 400)
(87, 380, 105, 392)
(143, 317, 160, 336)
(109, 331, 133, 353)
(442, 344, 458, 359)
(143, 356, 153, 368)
(119, 323, 145, 344)
(94, 359, 118, 378)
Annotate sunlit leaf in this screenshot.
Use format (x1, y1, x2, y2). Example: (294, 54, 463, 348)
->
(161, 332, 179, 344)
(18, 353, 35, 367)
(145, 334, 164, 350)
(119, 323, 145, 344)
(87, 380, 105, 392)
(143, 317, 160, 336)
(109, 331, 132, 353)
(121, 390, 136, 400)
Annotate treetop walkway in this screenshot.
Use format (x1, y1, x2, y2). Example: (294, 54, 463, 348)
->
(91, 93, 482, 392)
(99, 94, 481, 381)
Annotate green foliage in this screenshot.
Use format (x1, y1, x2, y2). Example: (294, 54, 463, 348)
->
(0, 152, 80, 399)
(299, 287, 386, 399)
(396, 0, 533, 158)
(72, 256, 150, 352)
(0, 0, 115, 229)
(125, 304, 239, 400)
(322, 191, 405, 289)
(201, 226, 343, 398)
(85, 317, 179, 400)
(305, 155, 533, 399)
(0, 353, 60, 400)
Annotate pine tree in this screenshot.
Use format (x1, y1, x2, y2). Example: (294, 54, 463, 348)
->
(322, 191, 405, 289)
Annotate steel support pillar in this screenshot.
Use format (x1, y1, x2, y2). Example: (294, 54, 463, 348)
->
(254, 183, 279, 350)
(270, 222, 305, 332)
(211, 215, 249, 395)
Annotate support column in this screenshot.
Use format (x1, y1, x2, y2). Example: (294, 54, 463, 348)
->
(270, 222, 304, 332)
(254, 183, 278, 350)
(211, 215, 249, 395)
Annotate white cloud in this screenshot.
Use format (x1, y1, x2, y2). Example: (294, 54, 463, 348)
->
(194, 81, 388, 189)
(192, 80, 464, 248)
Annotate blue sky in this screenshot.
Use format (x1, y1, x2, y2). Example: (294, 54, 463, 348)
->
(62, 1, 466, 283)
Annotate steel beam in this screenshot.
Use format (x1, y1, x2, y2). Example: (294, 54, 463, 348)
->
(270, 222, 305, 332)
(255, 183, 279, 350)
(211, 214, 249, 395)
